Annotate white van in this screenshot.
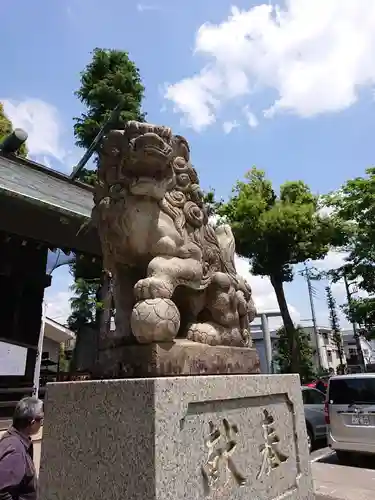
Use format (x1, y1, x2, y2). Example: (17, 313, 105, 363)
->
(326, 374, 375, 464)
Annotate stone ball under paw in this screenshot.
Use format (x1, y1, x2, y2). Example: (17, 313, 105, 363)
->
(131, 298, 180, 343)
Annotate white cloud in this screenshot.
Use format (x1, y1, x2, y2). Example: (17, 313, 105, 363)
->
(243, 106, 259, 128)
(3, 99, 66, 161)
(137, 3, 159, 12)
(313, 250, 349, 272)
(45, 291, 71, 325)
(165, 0, 375, 131)
(222, 120, 239, 134)
(44, 266, 74, 325)
(234, 255, 300, 329)
(311, 251, 349, 304)
(165, 71, 220, 131)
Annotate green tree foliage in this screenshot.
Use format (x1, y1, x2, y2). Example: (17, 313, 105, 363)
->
(326, 168, 375, 333)
(0, 102, 27, 157)
(219, 168, 341, 372)
(0, 103, 12, 140)
(275, 325, 315, 382)
(325, 286, 345, 367)
(73, 47, 145, 184)
(68, 47, 145, 332)
(67, 277, 98, 333)
(203, 190, 219, 219)
(58, 343, 70, 373)
(342, 297, 375, 338)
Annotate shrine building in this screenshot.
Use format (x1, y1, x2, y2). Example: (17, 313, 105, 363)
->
(0, 130, 100, 417)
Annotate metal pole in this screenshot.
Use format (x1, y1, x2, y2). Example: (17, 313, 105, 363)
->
(32, 301, 46, 398)
(261, 313, 273, 374)
(343, 271, 366, 371)
(70, 101, 123, 181)
(304, 263, 321, 370)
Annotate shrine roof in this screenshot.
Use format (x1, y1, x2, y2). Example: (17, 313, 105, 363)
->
(0, 153, 93, 219)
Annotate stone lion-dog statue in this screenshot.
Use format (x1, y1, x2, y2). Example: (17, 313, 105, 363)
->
(92, 121, 256, 347)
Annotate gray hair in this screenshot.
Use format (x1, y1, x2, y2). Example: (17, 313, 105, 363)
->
(13, 397, 43, 430)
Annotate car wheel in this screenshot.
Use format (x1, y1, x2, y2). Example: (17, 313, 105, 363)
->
(306, 427, 314, 453)
(336, 450, 354, 465)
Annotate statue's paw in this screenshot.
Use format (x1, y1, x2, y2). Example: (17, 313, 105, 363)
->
(134, 277, 174, 300)
(186, 322, 219, 346)
(186, 322, 250, 347)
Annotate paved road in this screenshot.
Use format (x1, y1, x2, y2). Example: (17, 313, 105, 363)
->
(312, 461, 375, 499)
(311, 442, 375, 499)
(311, 444, 375, 470)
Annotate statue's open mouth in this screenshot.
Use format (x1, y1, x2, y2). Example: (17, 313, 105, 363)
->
(125, 133, 174, 191)
(129, 175, 173, 200)
(130, 132, 172, 163)
(141, 144, 171, 164)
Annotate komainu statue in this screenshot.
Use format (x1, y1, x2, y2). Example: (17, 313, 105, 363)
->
(92, 121, 256, 347)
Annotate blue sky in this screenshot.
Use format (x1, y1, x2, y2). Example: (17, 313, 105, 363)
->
(2, 0, 375, 330)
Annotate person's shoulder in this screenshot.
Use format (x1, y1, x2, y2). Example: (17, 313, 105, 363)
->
(0, 431, 25, 455)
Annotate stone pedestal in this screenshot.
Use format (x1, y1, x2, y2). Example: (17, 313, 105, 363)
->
(95, 339, 261, 378)
(39, 375, 314, 500)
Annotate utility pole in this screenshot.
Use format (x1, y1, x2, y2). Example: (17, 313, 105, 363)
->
(303, 263, 322, 370)
(343, 269, 366, 371)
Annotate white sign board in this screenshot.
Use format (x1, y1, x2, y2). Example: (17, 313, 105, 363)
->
(0, 341, 27, 376)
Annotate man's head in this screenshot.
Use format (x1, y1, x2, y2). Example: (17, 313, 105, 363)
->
(13, 397, 44, 436)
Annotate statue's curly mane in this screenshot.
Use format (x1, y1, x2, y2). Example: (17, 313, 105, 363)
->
(158, 139, 237, 289)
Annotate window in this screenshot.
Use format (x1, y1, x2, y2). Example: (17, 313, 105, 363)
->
(363, 349, 369, 357)
(327, 350, 332, 362)
(329, 377, 375, 405)
(349, 348, 357, 355)
(302, 388, 326, 405)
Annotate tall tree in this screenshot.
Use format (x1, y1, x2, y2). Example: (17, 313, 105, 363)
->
(342, 298, 375, 338)
(73, 47, 145, 184)
(67, 277, 98, 333)
(326, 168, 375, 337)
(275, 326, 315, 382)
(68, 48, 145, 337)
(325, 286, 345, 368)
(0, 102, 27, 157)
(219, 168, 342, 373)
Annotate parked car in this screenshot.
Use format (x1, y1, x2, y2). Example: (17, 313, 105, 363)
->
(305, 378, 329, 392)
(302, 386, 327, 452)
(326, 374, 375, 464)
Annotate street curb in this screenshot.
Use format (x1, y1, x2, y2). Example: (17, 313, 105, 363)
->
(315, 495, 345, 500)
(310, 450, 335, 463)
(315, 493, 342, 500)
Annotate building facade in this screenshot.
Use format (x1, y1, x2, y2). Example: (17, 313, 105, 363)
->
(252, 324, 348, 375)
(0, 141, 99, 415)
(341, 329, 375, 372)
(303, 326, 346, 374)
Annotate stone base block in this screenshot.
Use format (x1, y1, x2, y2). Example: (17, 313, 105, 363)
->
(39, 375, 314, 500)
(95, 339, 260, 378)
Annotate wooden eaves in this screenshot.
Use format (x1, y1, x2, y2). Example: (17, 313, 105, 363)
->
(0, 152, 101, 256)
